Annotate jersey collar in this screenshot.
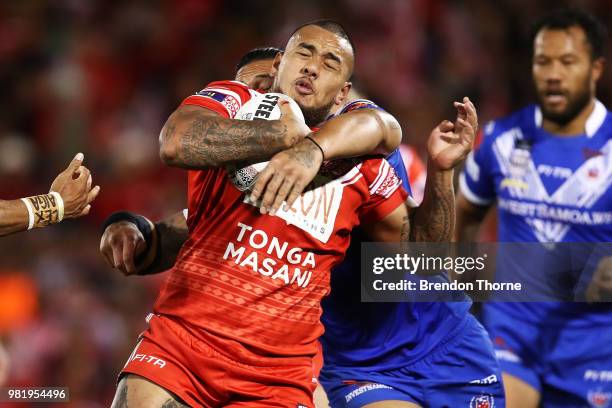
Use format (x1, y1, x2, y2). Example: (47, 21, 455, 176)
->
(534, 99, 606, 138)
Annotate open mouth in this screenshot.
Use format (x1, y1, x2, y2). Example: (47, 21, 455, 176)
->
(294, 78, 314, 95)
(543, 90, 567, 105)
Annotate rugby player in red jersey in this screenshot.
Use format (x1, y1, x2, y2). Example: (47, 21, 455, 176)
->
(108, 20, 476, 407)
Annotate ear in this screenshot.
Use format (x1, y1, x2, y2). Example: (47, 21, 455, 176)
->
(334, 82, 352, 106)
(270, 52, 284, 78)
(592, 57, 605, 82)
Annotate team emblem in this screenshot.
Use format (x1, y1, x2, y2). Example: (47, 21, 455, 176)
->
(588, 389, 612, 408)
(470, 394, 494, 408)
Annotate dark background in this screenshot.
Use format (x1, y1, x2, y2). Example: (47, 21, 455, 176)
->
(0, 0, 610, 406)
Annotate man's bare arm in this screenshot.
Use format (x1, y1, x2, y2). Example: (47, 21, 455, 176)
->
(362, 201, 412, 243)
(251, 108, 402, 214)
(454, 192, 491, 242)
(409, 164, 455, 242)
(0, 200, 34, 236)
(0, 154, 99, 237)
(311, 108, 402, 158)
(100, 211, 188, 276)
(159, 105, 308, 169)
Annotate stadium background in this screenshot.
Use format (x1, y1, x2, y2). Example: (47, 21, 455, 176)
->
(0, 0, 610, 406)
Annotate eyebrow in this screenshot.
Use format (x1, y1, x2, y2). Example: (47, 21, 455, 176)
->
(298, 42, 342, 64)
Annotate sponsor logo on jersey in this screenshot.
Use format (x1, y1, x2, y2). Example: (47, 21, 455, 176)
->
(537, 164, 572, 179)
(588, 389, 612, 408)
(344, 383, 393, 403)
(243, 173, 351, 243)
(501, 178, 528, 190)
(492, 130, 612, 242)
(586, 370, 612, 382)
(253, 93, 279, 120)
(494, 349, 521, 363)
(196, 90, 226, 102)
(469, 374, 499, 385)
(130, 353, 166, 368)
(223, 222, 315, 288)
(470, 394, 495, 408)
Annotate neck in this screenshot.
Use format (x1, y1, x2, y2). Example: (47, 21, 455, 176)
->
(541, 98, 596, 136)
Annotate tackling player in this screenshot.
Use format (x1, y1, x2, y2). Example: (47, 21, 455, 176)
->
(0, 153, 99, 236)
(107, 20, 476, 408)
(457, 9, 612, 407)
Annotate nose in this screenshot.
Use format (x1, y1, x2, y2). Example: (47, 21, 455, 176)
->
(545, 60, 564, 83)
(301, 61, 319, 79)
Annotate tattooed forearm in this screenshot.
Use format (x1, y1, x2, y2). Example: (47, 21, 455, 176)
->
(288, 138, 323, 169)
(161, 109, 289, 169)
(408, 170, 455, 242)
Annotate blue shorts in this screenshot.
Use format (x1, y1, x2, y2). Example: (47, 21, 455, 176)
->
(320, 315, 505, 407)
(482, 304, 612, 407)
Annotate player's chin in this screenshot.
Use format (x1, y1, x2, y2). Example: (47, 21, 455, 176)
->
(291, 94, 316, 110)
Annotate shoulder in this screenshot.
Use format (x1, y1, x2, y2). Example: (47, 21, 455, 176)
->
(482, 105, 536, 141)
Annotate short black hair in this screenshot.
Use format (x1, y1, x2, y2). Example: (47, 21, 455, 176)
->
(530, 8, 607, 60)
(290, 19, 356, 57)
(236, 47, 283, 72)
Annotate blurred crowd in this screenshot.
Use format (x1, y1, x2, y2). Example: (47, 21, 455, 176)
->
(0, 0, 610, 406)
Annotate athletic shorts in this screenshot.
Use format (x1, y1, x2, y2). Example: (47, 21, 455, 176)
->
(482, 304, 612, 407)
(320, 314, 505, 407)
(121, 314, 320, 407)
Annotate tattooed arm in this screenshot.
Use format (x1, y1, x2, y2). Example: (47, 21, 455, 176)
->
(159, 103, 310, 169)
(311, 108, 402, 159)
(408, 164, 455, 242)
(250, 108, 402, 215)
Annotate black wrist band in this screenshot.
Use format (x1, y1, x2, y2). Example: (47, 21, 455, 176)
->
(101, 211, 153, 255)
(305, 135, 325, 161)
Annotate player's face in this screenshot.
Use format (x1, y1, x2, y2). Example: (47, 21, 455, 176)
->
(532, 26, 603, 125)
(272, 25, 353, 125)
(236, 58, 275, 91)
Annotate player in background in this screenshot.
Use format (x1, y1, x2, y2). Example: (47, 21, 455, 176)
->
(456, 9, 612, 407)
(0, 152, 99, 236)
(106, 20, 476, 407)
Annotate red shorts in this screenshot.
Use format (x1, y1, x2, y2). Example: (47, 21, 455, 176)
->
(121, 314, 320, 407)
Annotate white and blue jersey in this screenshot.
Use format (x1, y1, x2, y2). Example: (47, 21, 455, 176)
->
(320, 100, 504, 407)
(460, 101, 612, 322)
(460, 100, 612, 406)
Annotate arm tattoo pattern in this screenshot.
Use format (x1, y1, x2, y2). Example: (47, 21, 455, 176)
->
(409, 183, 454, 242)
(171, 110, 289, 168)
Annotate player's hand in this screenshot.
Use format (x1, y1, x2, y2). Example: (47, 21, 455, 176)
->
(100, 221, 147, 276)
(249, 137, 324, 216)
(50, 153, 100, 219)
(278, 99, 311, 148)
(586, 256, 612, 302)
(427, 97, 478, 171)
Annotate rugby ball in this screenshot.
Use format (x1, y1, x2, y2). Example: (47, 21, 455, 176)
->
(236, 92, 305, 122)
(228, 93, 305, 192)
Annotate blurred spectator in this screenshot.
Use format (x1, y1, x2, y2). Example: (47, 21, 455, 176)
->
(0, 0, 610, 405)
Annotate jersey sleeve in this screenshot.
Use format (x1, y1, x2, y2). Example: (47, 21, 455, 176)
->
(338, 99, 385, 114)
(357, 158, 408, 224)
(385, 148, 413, 196)
(459, 123, 497, 206)
(180, 80, 252, 119)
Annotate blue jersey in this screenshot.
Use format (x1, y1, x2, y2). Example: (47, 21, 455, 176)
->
(320, 100, 471, 372)
(460, 101, 612, 324)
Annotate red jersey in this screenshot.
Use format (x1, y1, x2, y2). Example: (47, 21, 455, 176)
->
(153, 80, 406, 364)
